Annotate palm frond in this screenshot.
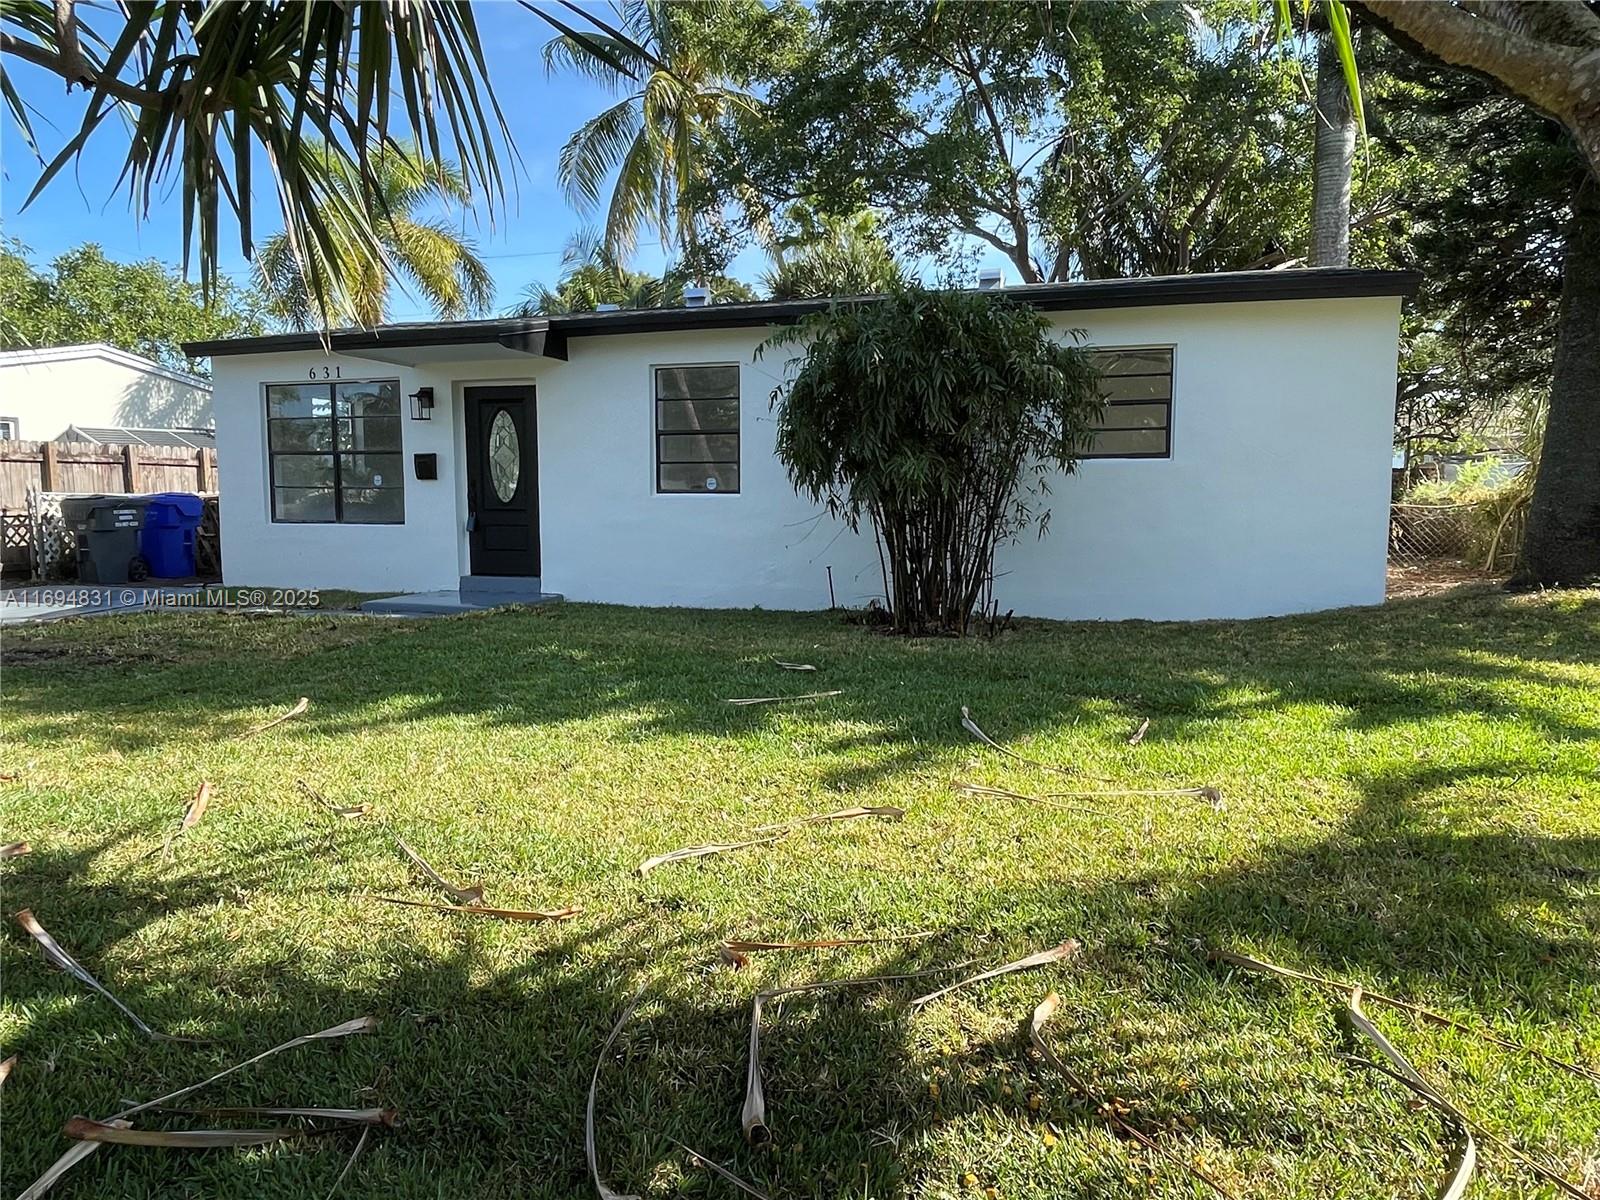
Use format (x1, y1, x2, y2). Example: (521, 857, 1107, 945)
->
(4, 0, 513, 326)
(541, 32, 650, 88)
(606, 122, 669, 254)
(388, 216, 495, 319)
(558, 97, 646, 212)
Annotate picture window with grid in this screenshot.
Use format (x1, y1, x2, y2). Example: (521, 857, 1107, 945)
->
(265, 379, 404, 522)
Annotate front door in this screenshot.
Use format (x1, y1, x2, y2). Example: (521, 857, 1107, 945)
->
(465, 385, 539, 576)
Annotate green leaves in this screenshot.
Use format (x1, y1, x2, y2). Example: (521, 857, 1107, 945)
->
(250, 140, 494, 330)
(0, 240, 265, 373)
(507, 232, 754, 316)
(2, 1, 512, 325)
(537, 0, 769, 259)
(766, 287, 1102, 634)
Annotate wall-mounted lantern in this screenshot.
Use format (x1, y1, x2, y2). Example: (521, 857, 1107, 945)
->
(409, 386, 435, 421)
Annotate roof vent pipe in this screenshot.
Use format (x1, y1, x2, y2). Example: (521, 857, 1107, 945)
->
(977, 268, 1005, 291)
(683, 286, 710, 307)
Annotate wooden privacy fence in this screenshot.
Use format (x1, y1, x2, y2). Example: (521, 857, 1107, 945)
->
(0, 439, 219, 576)
(0, 439, 215, 505)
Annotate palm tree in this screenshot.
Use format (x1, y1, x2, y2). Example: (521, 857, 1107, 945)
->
(253, 142, 493, 330)
(508, 233, 753, 316)
(761, 209, 904, 300)
(541, 0, 763, 263)
(1311, 0, 1600, 583)
(1309, 29, 1356, 266)
(3, 1, 510, 317)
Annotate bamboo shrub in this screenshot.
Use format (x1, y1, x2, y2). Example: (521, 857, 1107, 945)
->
(764, 288, 1103, 635)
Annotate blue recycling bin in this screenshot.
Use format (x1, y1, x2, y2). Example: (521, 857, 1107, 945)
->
(140, 492, 206, 578)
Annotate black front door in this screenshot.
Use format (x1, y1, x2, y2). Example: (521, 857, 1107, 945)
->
(465, 385, 539, 576)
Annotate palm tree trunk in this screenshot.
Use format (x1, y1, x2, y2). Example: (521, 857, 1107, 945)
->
(1310, 31, 1356, 267)
(1518, 172, 1600, 585)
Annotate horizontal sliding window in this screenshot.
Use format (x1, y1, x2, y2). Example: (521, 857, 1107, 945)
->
(1084, 348, 1173, 459)
(266, 379, 405, 523)
(655, 365, 739, 493)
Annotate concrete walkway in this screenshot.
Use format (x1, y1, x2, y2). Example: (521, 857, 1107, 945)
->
(0, 583, 563, 623)
(1, 584, 206, 625)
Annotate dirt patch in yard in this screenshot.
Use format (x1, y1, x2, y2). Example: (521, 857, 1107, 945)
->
(1386, 559, 1506, 601)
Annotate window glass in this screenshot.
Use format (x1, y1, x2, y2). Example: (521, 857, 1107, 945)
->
(1089, 402, 1168, 431)
(1084, 350, 1172, 459)
(656, 398, 739, 432)
(267, 417, 336, 453)
(267, 385, 332, 419)
(658, 433, 740, 463)
(658, 462, 740, 494)
(272, 487, 337, 523)
(337, 381, 401, 418)
(655, 366, 739, 493)
(267, 380, 404, 522)
(337, 453, 403, 489)
(340, 486, 405, 524)
(655, 366, 738, 400)
(272, 454, 336, 488)
(1084, 428, 1167, 456)
(337, 416, 401, 451)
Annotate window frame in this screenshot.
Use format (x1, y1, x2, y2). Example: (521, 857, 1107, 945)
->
(652, 362, 741, 495)
(263, 378, 405, 525)
(0, 417, 18, 439)
(1081, 345, 1175, 461)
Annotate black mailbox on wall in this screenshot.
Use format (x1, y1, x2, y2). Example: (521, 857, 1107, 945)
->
(413, 453, 438, 480)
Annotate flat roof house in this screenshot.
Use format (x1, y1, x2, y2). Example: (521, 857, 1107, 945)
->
(0, 343, 213, 442)
(184, 268, 1418, 621)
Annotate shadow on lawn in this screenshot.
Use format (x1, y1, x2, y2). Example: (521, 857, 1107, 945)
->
(6, 589, 1599, 768)
(2, 841, 974, 1198)
(3, 591, 1598, 1195)
(6, 797, 1596, 1198)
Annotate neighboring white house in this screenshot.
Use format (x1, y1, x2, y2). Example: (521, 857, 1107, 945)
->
(185, 268, 1417, 622)
(0, 343, 213, 442)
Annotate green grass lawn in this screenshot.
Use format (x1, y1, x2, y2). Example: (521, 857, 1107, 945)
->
(2, 589, 1597, 1199)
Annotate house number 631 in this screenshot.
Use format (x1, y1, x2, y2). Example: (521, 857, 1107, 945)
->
(308, 366, 342, 379)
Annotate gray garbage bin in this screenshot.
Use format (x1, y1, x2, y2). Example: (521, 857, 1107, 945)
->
(59, 496, 151, 583)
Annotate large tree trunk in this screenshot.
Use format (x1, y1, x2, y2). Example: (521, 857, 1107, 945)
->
(1310, 31, 1355, 266)
(1519, 173, 1600, 585)
(1355, 1, 1600, 179)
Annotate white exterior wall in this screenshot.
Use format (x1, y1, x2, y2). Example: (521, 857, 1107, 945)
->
(209, 294, 1401, 620)
(0, 346, 212, 439)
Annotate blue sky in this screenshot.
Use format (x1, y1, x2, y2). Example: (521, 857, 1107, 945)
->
(0, 2, 777, 319)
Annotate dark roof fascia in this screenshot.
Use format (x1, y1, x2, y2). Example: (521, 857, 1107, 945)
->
(180, 319, 554, 359)
(183, 269, 1421, 358)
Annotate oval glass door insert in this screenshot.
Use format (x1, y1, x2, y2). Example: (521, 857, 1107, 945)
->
(488, 408, 520, 502)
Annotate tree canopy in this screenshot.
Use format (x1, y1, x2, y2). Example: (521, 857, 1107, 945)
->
(761, 208, 904, 300)
(712, 0, 1315, 282)
(1366, 42, 1580, 465)
(542, 0, 775, 267)
(508, 234, 754, 316)
(0, 242, 267, 375)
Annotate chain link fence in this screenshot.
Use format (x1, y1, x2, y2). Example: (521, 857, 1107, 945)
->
(1389, 498, 1526, 575)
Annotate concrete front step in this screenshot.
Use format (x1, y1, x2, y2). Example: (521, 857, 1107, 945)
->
(459, 575, 551, 601)
(360, 588, 562, 616)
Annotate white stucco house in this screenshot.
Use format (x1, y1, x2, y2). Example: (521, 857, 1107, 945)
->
(184, 268, 1417, 621)
(0, 343, 213, 442)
